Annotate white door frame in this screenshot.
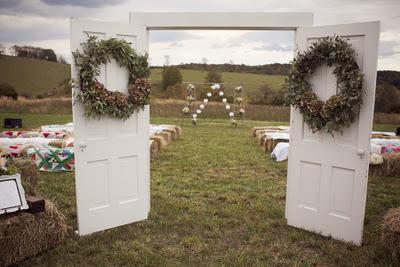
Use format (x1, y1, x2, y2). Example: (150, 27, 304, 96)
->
(129, 12, 313, 30)
(127, 12, 379, 245)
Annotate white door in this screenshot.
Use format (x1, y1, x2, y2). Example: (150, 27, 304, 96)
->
(286, 22, 380, 245)
(70, 18, 150, 236)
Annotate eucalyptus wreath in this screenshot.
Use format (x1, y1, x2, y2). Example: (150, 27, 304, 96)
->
(285, 36, 364, 133)
(73, 35, 151, 120)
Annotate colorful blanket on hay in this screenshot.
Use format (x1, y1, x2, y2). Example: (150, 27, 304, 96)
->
(26, 145, 74, 172)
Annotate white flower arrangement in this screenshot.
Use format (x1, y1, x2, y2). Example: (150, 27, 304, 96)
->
(219, 91, 224, 96)
(182, 106, 190, 114)
(197, 109, 202, 114)
(207, 92, 212, 97)
(225, 104, 231, 110)
(222, 98, 227, 103)
(239, 108, 245, 114)
(192, 113, 197, 118)
(200, 104, 205, 109)
(229, 112, 234, 117)
(203, 99, 208, 103)
(211, 83, 221, 90)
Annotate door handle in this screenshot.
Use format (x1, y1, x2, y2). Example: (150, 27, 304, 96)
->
(357, 149, 364, 159)
(79, 141, 87, 149)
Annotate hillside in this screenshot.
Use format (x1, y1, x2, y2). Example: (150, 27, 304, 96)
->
(150, 68, 286, 92)
(0, 55, 70, 96)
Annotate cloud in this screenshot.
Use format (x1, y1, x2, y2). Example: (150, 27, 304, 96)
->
(253, 43, 293, 52)
(0, 0, 24, 8)
(379, 40, 400, 57)
(149, 31, 200, 43)
(41, 0, 126, 8)
(0, 15, 68, 42)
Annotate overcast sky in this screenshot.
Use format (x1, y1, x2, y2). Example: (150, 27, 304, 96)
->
(0, 0, 399, 70)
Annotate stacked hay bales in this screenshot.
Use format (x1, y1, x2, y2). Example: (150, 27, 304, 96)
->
(0, 201, 67, 266)
(381, 208, 400, 260)
(149, 125, 182, 159)
(369, 153, 400, 177)
(252, 126, 290, 154)
(0, 158, 67, 266)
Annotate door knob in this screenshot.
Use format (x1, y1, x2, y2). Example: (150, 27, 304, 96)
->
(357, 149, 364, 159)
(79, 141, 87, 149)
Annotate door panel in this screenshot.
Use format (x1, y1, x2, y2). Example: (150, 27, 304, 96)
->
(286, 22, 380, 245)
(71, 18, 150, 236)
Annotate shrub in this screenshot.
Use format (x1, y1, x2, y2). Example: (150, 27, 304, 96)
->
(375, 83, 400, 113)
(0, 83, 18, 100)
(205, 70, 222, 83)
(162, 67, 183, 90)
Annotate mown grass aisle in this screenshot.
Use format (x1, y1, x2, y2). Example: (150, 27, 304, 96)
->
(11, 116, 399, 266)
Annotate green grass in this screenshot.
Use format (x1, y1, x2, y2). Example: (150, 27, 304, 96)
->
(150, 68, 286, 92)
(0, 113, 398, 265)
(0, 55, 70, 96)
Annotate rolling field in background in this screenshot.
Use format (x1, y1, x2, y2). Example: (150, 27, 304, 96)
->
(0, 55, 70, 96)
(150, 67, 286, 93)
(0, 56, 286, 97)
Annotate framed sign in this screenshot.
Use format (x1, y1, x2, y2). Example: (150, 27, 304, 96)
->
(0, 174, 28, 215)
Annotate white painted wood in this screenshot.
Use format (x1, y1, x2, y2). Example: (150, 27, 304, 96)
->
(70, 18, 150, 236)
(129, 12, 313, 30)
(286, 21, 380, 245)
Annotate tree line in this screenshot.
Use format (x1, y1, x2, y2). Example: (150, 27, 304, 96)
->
(0, 43, 67, 64)
(158, 66, 400, 113)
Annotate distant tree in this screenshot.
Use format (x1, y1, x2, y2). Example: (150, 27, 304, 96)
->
(162, 66, 183, 90)
(205, 70, 222, 83)
(0, 83, 18, 100)
(164, 55, 170, 66)
(42, 49, 57, 62)
(374, 83, 400, 113)
(0, 43, 5, 55)
(9, 45, 57, 62)
(58, 55, 68, 64)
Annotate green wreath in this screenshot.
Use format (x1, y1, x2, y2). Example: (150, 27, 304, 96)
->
(73, 35, 151, 120)
(285, 36, 364, 133)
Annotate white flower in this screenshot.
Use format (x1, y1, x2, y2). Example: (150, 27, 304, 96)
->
(239, 108, 245, 114)
(203, 99, 208, 103)
(197, 109, 202, 114)
(200, 104, 205, 109)
(225, 104, 231, 110)
(219, 91, 224, 96)
(229, 112, 234, 117)
(211, 83, 221, 90)
(187, 83, 195, 90)
(235, 86, 242, 92)
(207, 92, 212, 97)
(182, 107, 190, 114)
(192, 113, 197, 118)
(222, 98, 227, 103)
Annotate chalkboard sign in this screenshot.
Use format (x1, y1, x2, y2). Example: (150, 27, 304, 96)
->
(0, 174, 28, 215)
(4, 118, 22, 128)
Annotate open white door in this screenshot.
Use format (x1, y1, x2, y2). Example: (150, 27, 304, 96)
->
(70, 18, 150, 236)
(286, 22, 380, 245)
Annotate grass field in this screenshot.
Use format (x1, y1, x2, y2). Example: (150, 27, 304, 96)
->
(150, 67, 286, 93)
(0, 56, 285, 97)
(0, 55, 70, 96)
(0, 113, 399, 266)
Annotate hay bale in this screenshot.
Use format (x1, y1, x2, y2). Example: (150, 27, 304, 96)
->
(0, 200, 67, 266)
(174, 126, 183, 137)
(157, 132, 171, 145)
(369, 153, 400, 177)
(162, 128, 177, 140)
(150, 140, 159, 159)
(381, 208, 400, 260)
(151, 135, 167, 151)
(371, 134, 400, 139)
(11, 158, 38, 196)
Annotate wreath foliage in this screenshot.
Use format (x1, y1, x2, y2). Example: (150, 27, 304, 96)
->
(73, 35, 151, 120)
(285, 36, 364, 133)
